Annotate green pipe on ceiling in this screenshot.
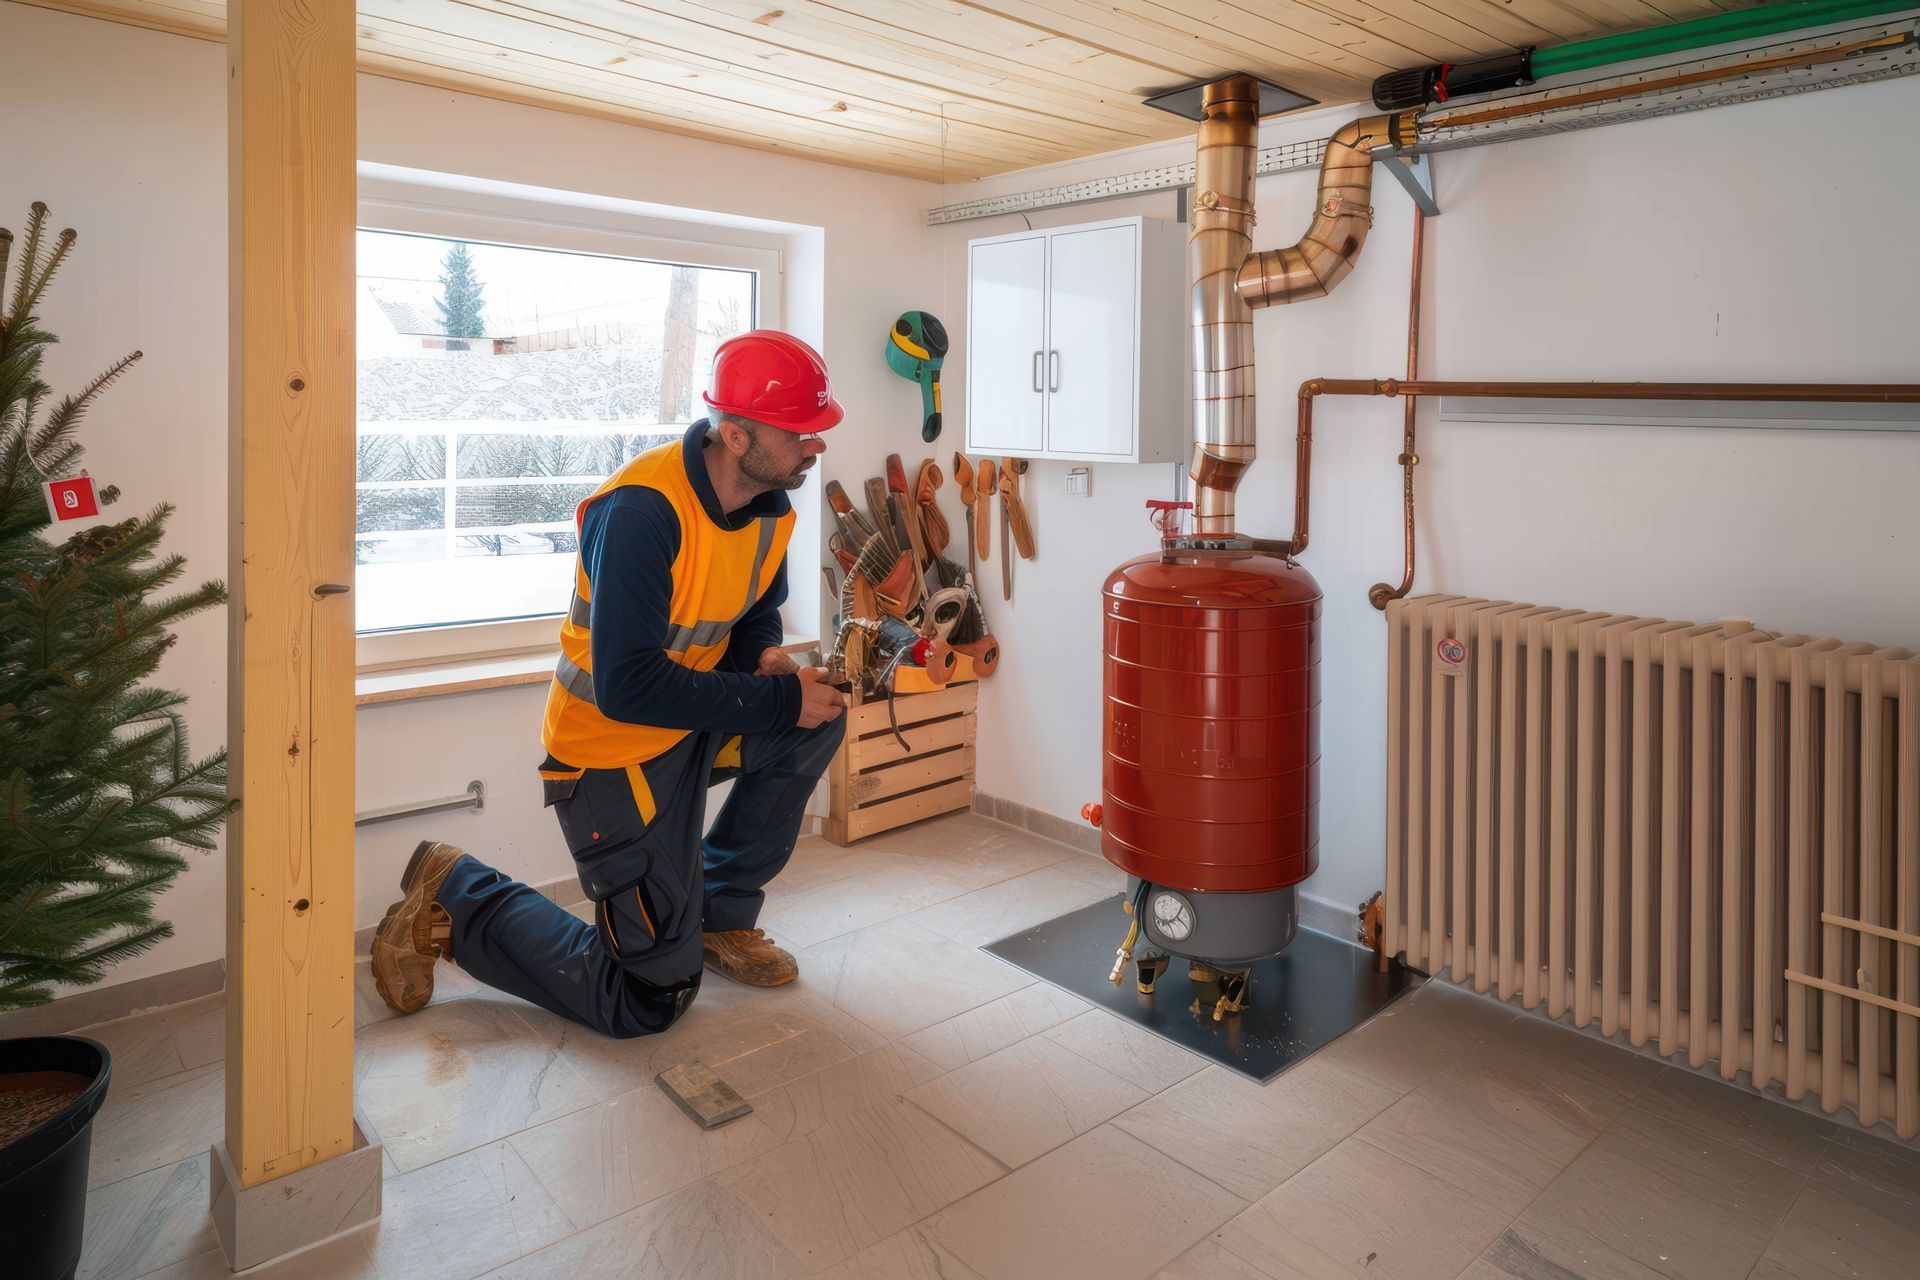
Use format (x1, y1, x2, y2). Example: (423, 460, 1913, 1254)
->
(1533, 0, 1919, 79)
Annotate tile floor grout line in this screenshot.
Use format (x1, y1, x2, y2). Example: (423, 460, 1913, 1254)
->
(1100, 1091, 1296, 1211)
(1738, 1135, 1832, 1280)
(500, 1122, 606, 1239)
(894, 1088, 1018, 1178)
(475, 1140, 599, 1280)
(83, 1143, 207, 1198)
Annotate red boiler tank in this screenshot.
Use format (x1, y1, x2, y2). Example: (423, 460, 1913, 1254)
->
(1100, 550, 1321, 894)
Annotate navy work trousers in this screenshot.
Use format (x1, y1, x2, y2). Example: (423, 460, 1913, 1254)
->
(435, 714, 845, 1038)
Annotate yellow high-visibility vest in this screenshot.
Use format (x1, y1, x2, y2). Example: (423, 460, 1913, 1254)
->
(540, 437, 793, 771)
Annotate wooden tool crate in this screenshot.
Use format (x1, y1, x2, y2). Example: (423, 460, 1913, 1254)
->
(824, 667, 977, 846)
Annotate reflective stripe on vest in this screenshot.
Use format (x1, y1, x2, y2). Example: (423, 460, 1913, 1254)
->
(659, 517, 777, 655)
(543, 436, 794, 771)
(558, 515, 778, 710)
(555, 653, 596, 704)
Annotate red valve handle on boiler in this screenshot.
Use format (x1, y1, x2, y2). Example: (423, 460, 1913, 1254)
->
(1144, 499, 1192, 537)
(1081, 803, 1103, 828)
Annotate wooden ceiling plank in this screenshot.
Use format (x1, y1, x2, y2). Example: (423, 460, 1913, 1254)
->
(369, 1, 1060, 166)
(1300, 0, 1554, 50)
(355, 14, 1036, 172)
(931, 0, 1425, 104)
(1147, 0, 1471, 70)
(1117, 0, 1463, 76)
(486, 0, 1153, 150)
(682, 0, 1202, 120)
(809, 0, 1230, 94)
(353, 22, 956, 162)
(943, 0, 1306, 82)
(1433, 0, 1617, 42)
(20, 0, 223, 40)
(355, 47, 970, 177)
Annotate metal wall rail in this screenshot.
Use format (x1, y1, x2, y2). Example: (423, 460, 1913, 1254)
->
(355, 780, 485, 828)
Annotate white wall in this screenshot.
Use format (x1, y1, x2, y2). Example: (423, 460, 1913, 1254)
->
(1, 3, 942, 989)
(934, 79, 1920, 912)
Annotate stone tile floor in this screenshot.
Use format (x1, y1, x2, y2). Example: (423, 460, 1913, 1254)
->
(70, 813, 1920, 1280)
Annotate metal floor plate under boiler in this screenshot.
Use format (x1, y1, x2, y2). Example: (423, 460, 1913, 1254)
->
(984, 895, 1418, 1083)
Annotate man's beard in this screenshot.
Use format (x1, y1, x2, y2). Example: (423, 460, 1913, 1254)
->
(739, 434, 807, 491)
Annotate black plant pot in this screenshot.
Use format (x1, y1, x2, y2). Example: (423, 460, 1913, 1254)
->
(0, 1036, 112, 1280)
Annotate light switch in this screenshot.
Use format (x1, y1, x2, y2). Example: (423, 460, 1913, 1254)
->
(1065, 467, 1091, 497)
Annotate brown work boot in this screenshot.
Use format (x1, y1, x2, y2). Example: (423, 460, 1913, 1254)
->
(702, 928, 799, 987)
(369, 841, 465, 1014)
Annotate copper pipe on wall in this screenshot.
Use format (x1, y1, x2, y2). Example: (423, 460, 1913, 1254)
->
(1319, 380, 1920, 401)
(1276, 378, 1920, 591)
(1426, 32, 1907, 133)
(1369, 208, 1425, 611)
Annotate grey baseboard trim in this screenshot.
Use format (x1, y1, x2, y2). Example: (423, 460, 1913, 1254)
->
(971, 792, 1103, 856)
(0, 957, 226, 1040)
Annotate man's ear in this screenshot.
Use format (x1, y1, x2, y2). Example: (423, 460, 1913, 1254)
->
(716, 415, 754, 458)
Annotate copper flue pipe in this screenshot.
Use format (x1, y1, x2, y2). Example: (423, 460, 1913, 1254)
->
(1369, 208, 1425, 611)
(1189, 74, 1408, 538)
(1274, 377, 1920, 577)
(1235, 114, 1396, 308)
(1189, 75, 1260, 537)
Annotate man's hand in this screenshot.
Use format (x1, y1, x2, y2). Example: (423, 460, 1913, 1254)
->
(756, 646, 800, 677)
(795, 666, 846, 728)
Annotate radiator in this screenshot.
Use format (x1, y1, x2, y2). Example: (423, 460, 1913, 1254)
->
(1384, 595, 1920, 1139)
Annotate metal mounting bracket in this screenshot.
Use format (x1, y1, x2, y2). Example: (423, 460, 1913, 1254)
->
(1378, 151, 1439, 216)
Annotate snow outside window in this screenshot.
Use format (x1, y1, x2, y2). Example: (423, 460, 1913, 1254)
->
(354, 228, 757, 644)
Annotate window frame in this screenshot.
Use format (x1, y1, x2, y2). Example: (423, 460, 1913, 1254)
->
(353, 184, 784, 671)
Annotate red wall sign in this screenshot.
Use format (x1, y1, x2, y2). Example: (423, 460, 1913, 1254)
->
(43, 476, 100, 522)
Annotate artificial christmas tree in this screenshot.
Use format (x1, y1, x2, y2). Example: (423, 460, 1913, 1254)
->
(0, 202, 229, 1014)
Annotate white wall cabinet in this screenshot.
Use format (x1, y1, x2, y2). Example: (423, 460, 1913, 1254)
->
(964, 215, 1186, 464)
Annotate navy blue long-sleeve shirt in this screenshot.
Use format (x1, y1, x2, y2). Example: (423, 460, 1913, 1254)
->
(579, 421, 801, 734)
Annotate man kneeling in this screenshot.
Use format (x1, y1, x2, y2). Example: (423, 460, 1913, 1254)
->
(371, 331, 848, 1037)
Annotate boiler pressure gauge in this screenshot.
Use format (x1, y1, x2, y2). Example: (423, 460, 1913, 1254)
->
(1150, 890, 1195, 943)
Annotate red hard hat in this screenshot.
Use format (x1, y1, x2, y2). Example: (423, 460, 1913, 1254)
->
(703, 330, 843, 434)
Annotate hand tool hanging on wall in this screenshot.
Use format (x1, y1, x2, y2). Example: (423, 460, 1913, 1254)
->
(885, 454, 933, 604)
(1000, 457, 1036, 560)
(863, 477, 895, 554)
(975, 457, 995, 570)
(825, 479, 877, 548)
(885, 311, 950, 442)
(999, 466, 1013, 602)
(953, 454, 977, 574)
(914, 458, 949, 551)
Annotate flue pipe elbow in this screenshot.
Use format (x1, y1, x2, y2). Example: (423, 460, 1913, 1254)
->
(1236, 115, 1396, 309)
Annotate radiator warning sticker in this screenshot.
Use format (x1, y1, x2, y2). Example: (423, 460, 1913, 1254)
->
(1435, 636, 1468, 677)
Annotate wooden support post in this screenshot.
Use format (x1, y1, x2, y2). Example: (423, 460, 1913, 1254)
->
(224, 0, 358, 1190)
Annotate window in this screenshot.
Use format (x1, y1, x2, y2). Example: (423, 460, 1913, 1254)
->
(354, 203, 774, 666)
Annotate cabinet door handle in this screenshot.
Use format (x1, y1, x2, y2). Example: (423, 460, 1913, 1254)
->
(1049, 350, 1061, 393)
(1032, 350, 1044, 393)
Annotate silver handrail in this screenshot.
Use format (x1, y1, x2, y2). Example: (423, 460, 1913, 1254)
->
(355, 780, 485, 828)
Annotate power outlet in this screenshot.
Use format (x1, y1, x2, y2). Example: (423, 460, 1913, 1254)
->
(1065, 467, 1091, 497)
